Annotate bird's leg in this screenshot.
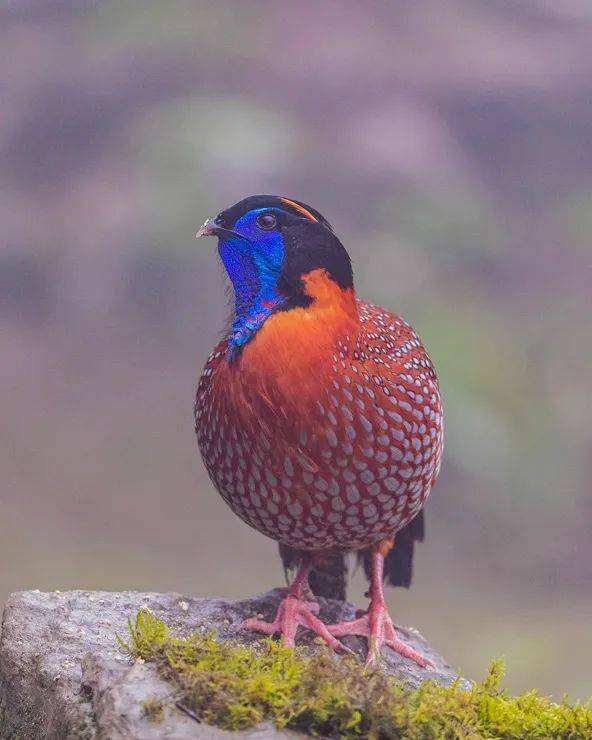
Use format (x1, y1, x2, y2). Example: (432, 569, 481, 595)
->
(240, 554, 347, 652)
(326, 539, 432, 667)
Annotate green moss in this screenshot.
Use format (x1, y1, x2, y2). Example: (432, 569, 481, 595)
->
(119, 609, 592, 738)
(142, 696, 164, 722)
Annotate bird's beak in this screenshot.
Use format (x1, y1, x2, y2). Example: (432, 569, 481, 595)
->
(196, 218, 251, 244)
(196, 218, 218, 239)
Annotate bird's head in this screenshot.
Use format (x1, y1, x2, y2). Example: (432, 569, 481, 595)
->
(197, 195, 354, 354)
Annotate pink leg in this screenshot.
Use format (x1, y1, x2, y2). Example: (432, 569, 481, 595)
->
(240, 556, 348, 653)
(327, 540, 432, 667)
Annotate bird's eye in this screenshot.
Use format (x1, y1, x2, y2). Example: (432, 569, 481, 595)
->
(256, 212, 277, 230)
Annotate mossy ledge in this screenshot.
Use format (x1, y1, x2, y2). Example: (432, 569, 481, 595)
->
(120, 609, 592, 739)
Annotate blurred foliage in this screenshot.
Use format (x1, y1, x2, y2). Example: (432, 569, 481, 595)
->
(382, 186, 505, 260)
(88, 1, 254, 55)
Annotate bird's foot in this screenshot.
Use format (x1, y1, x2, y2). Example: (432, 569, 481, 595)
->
(326, 599, 432, 668)
(241, 594, 349, 653)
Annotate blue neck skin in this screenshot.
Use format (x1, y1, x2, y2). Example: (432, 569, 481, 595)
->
(217, 219, 285, 357)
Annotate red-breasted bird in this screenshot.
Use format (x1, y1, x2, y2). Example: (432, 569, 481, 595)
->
(195, 195, 443, 666)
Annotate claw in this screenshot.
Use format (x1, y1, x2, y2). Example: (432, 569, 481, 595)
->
(327, 603, 432, 668)
(240, 594, 350, 653)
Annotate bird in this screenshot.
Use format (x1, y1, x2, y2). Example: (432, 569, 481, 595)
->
(194, 195, 443, 666)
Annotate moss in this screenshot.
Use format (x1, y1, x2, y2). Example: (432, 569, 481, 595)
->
(119, 609, 592, 738)
(142, 696, 164, 722)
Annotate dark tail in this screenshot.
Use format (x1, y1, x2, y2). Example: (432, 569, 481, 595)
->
(279, 544, 348, 600)
(278, 510, 425, 599)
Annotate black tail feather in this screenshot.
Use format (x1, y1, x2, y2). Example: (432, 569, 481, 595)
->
(278, 510, 425, 600)
(279, 544, 347, 601)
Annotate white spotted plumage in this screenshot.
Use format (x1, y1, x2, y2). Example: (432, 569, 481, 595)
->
(195, 299, 443, 551)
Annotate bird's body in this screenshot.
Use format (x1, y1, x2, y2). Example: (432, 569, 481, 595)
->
(196, 295, 442, 553)
(194, 195, 443, 666)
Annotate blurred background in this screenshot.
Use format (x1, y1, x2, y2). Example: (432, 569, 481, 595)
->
(1, 0, 591, 700)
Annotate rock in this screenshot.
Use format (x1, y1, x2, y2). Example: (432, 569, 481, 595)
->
(0, 589, 465, 739)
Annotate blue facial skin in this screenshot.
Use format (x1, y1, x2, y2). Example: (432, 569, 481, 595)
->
(217, 208, 286, 356)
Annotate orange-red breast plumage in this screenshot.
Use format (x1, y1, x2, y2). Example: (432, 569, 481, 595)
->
(195, 269, 442, 553)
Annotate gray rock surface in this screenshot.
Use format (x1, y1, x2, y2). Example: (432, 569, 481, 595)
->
(0, 589, 465, 739)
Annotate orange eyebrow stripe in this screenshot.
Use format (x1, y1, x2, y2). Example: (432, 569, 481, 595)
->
(280, 197, 318, 222)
